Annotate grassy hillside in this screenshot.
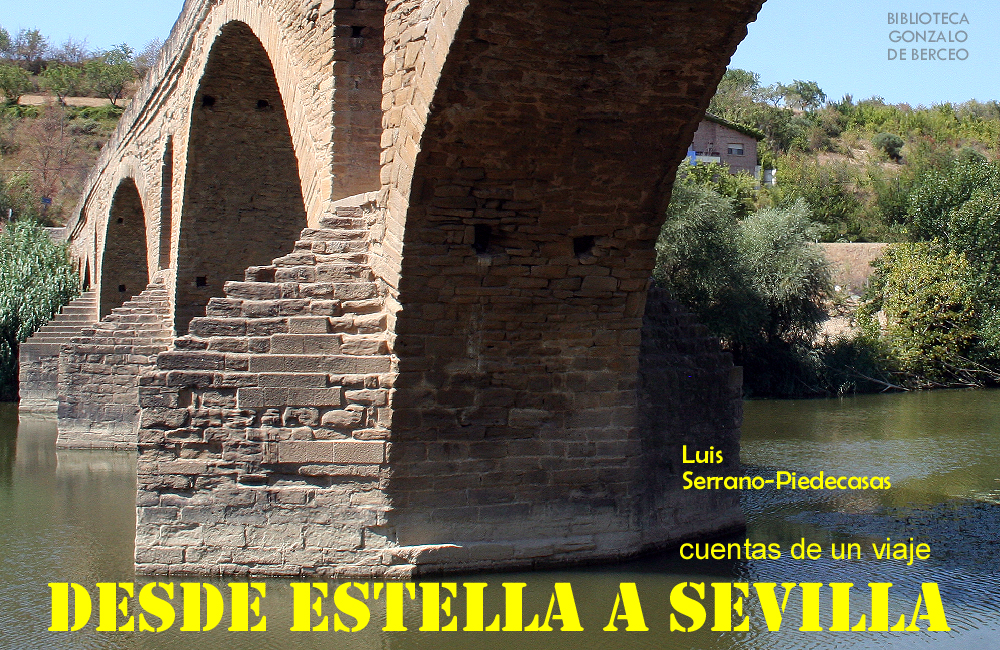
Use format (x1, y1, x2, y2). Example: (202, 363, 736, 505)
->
(710, 69, 1000, 242)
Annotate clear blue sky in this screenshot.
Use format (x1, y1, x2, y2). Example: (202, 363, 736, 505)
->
(3, 0, 997, 106)
(731, 0, 999, 106)
(1, 1, 185, 52)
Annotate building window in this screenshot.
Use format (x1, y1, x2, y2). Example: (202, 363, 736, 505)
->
(727, 143, 745, 156)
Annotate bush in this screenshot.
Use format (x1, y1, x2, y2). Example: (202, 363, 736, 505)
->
(0, 220, 79, 400)
(906, 158, 1000, 241)
(860, 242, 978, 386)
(737, 199, 831, 346)
(655, 187, 832, 396)
(654, 185, 761, 344)
(872, 132, 904, 161)
(675, 162, 758, 218)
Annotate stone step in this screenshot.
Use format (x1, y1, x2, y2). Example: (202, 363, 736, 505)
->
(37, 324, 91, 333)
(298, 228, 368, 242)
(60, 306, 98, 316)
(49, 311, 98, 323)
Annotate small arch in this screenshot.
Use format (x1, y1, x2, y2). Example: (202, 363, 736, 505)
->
(174, 21, 308, 333)
(82, 258, 91, 291)
(100, 178, 150, 317)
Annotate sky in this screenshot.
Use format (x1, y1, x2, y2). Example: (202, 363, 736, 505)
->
(730, 0, 1000, 106)
(1, 0, 185, 52)
(2, 0, 998, 106)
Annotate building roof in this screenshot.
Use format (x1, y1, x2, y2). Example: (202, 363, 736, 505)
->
(703, 112, 765, 141)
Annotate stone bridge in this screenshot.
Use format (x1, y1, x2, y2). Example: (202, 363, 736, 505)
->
(20, 0, 763, 576)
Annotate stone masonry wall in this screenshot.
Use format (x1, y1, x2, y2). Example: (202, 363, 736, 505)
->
(638, 288, 744, 543)
(18, 292, 98, 413)
(135, 201, 399, 576)
(133, 209, 744, 575)
(376, 0, 763, 560)
(58, 280, 174, 449)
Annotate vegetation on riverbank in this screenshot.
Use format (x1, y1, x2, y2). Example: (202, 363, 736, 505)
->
(0, 219, 78, 401)
(657, 70, 1000, 396)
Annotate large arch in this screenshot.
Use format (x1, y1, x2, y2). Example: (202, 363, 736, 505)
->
(384, 0, 765, 550)
(99, 178, 151, 318)
(174, 20, 308, 333)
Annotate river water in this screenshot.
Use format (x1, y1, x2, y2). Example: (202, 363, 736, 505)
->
(2, 390, 999, 649)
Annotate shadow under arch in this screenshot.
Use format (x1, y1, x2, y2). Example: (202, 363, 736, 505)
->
(174, 20, 308, 333)
(100, 178, 150, 318)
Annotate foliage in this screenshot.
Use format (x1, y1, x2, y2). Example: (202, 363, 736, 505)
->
(0, 219, 79, 400)
(675, 162, 758, 218)
(0, 63, 31, 104)
(763, 155, 873, 240)
(736, 200, 831, 347)
(859, 243, 979, 385)
(777, 80, 827, 111)
(132, 39, 163, 79)
(655, 186, 832, 396)
(84, 44, 136, 106)
(12, 29, 48, 74)
(39, 64, 84, 105)
(872, 132, 904, 161)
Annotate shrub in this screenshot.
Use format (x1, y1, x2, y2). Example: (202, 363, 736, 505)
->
(860, 242, 978, 385)
(655, 188, 832, 396)
(737, 199, 831, 347)
(0, 220, 79, 400)
(872, 132, 904, 161)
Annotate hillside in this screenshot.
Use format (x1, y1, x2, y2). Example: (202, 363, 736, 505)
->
(709, 69, 1000, 242)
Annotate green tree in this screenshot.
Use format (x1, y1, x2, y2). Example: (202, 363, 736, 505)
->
(737, 199, 831, 346)
(0, 219, 79, 400)
(0, 63, 31, 104)
(675, 161, 758, 218)
(84, 44, 135, 106)
(39, 63, 84, 105)
(0, 27, 10, 56)
(654, 186, 832, 396)
(778, 80, 827, 111)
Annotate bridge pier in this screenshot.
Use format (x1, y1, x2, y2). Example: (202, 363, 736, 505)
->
(130, 199, 742, 577)
(17, 292, 98, 414)
(56, 278, 174, 449)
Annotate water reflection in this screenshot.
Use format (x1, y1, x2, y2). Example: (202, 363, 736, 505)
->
(1, 391, 1000, 648)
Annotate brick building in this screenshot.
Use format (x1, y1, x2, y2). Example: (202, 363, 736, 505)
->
(688, 112, 763, 176)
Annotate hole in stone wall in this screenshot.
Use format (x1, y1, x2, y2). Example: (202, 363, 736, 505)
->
(196, 276, 208, 287)
(473, 224, 492, 254)
(351, 25, 365, 37)
(201, 94, 216, 108)
(574, 235, 595, 258)
(118, 284, 127, 292)
(117, 217, 124, 224)
(256, 99, 270, 110)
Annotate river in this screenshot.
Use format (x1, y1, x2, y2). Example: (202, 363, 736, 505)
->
(2, 390, 999, 649)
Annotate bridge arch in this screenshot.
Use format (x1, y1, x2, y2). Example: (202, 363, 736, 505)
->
(99, 177, 151, 317)
(383, 0, 764, 548)
(173, 20, 309, 332)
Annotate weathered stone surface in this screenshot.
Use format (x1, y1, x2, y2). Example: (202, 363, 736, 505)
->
(40, 0, 762, 578)
(57, 280, 174, 449)
(17, 292, 98, 412)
